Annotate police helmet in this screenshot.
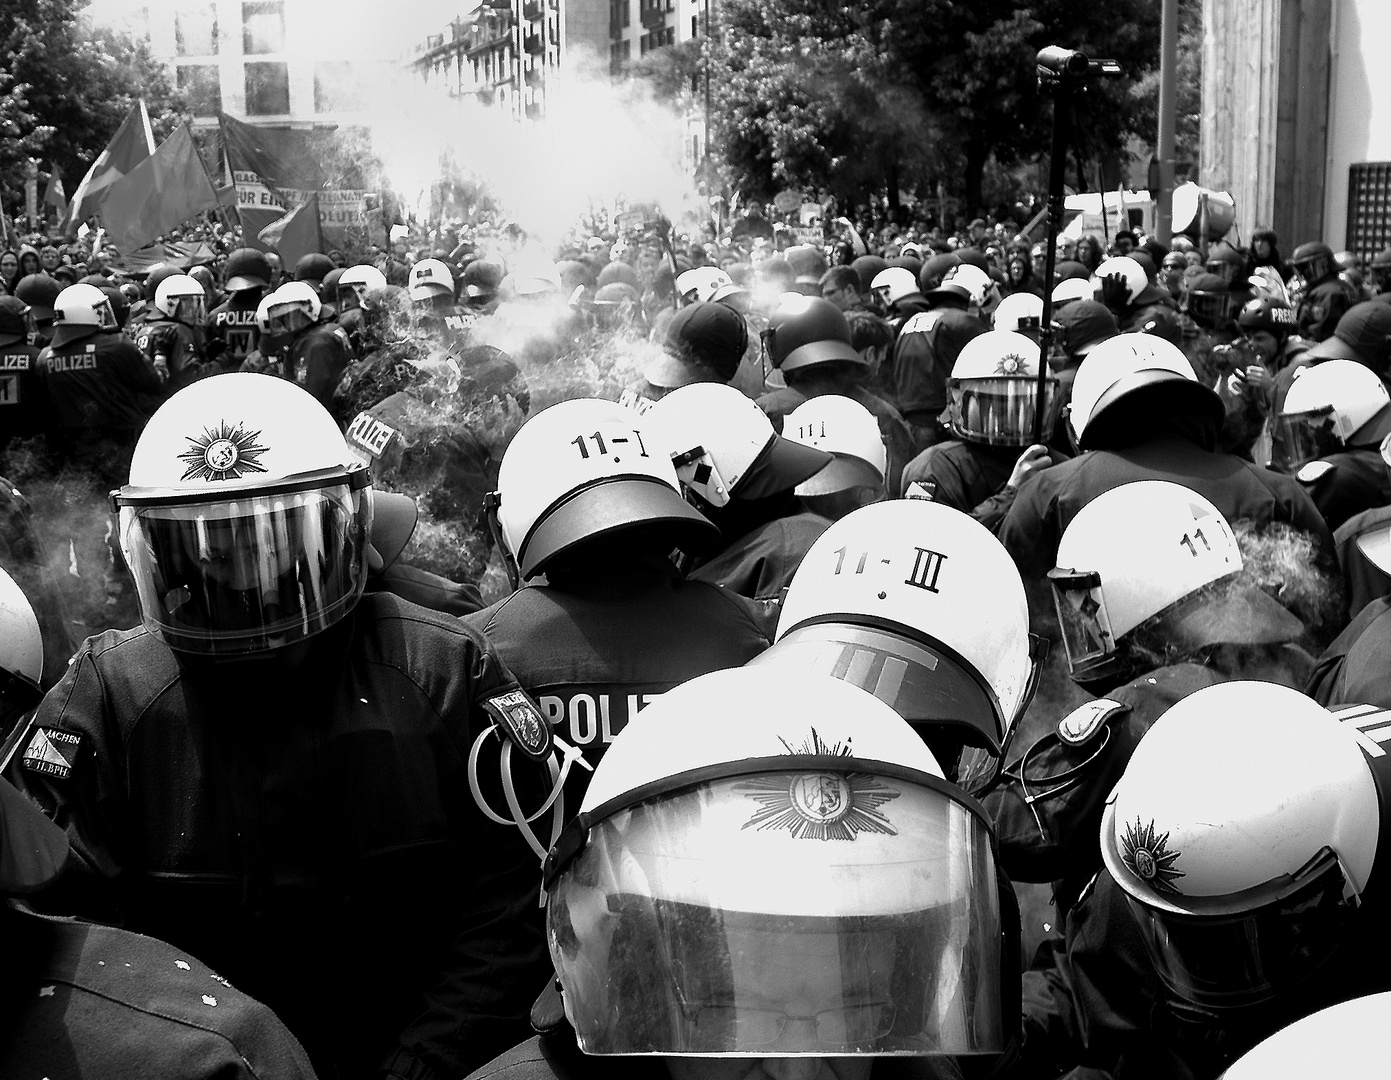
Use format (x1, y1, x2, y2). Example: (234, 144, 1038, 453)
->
(870, 267, 920, 307)
(224, 248, 272, 292)
(319, 266, 345, 305)
(1274, 358, 1391, 473)
(1092, 256, 1148, 307)
(142, 263, 183, 302)
(647, 382, 832, 509)
(491, 398, 716, 582)
(1237, 296, 1297, 337)
(1224, 992, 1391, 1080)
(0, 565, 43, 728)
(992, 291, 1044, 334)
(675, 265, 734, 306)
(1051, 277, 1095, 308)
(1101, 681, 1378, 1010)
(112, 373, 373, 655)
(154, 274, 206, 323)
(14, 274, 61, 322)
(462, 259, 506, 300)
(1290, 241, 1335, 283)
(51, 283, 117, 347)
(264, 280, 322, 336)
(763, 295, 864, 372)
(754, 499, 1038, 777)
(408, 258, 454, 302)
(782, 394, 886, 499)
(0, 296, 31, 346)
(543, 666, 1010, 1056)
(1050, 481, 1300, 684)
(1067, 333, 1223, 451)
(293, 252, 335, 286)
(1185, 271, 1233, 329)
(947, 330, 1058, 447)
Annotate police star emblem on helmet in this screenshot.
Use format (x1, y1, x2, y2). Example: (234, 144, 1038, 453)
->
(737, 772, 899, 840)
(996, 353, 1024, 375)
(178, 421, 270, 482)
(1120, 818, 1186, 894)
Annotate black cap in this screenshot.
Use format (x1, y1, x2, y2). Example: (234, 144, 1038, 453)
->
(13, 274, 60, 321)
(0, 296, 29, 346)
(648, 301, 749, 388)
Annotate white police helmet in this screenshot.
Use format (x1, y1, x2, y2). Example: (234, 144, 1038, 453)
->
(0, 566, 43, 728)
(675, 265, 735, 305)
(113, 373, 372, 655)
(1101, 682, 1379, 1009)
(544, 667, 1007, 1056)
(1274, 358, 1391, 474)
(991, 291, 1044, 333)
(51, 283, 117, 347)
(154, 273, 206, 321)
(947, 329, 1058, 447)
(492, 397, 716, 581)
(264, 280, 322, 336)
(408, 258, 454, 302)
(1091, 256, 1148, 307)
(783, 394, 887, 496)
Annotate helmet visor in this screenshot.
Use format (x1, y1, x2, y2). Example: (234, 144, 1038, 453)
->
(1272, 407, 1344, 474)
(1114, 846, 1354, 1010)
(175, 296, 206, 324)
(948, 377, 1059, 447)
(117, 475, 370, 655)
(1186, 291, 1230, 326)
(550, 775, 1001, 1056)
(1048, 568, 1120, 681)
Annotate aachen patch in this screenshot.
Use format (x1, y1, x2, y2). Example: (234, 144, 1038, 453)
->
(22, 727, 83, 781)
(483, 689, 553, 759)
(1119, 818, 1186, 895)
(179, 421, 270, 482)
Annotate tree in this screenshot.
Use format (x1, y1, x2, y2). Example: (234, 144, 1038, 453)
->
(1, 0, 188, 219)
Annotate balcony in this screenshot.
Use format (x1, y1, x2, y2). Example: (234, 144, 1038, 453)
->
(523, 1, 543, 19)
(523, 33, 543, 54)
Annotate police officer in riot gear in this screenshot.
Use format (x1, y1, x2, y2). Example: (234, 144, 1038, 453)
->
(264, 280, 353, 410)
(143, 274, 209, 390)
(465, 397, 770, 786)
(0, 296, 46, 459)
(7, 372, 555, 1080)
(205, 248, 270, 373)
(1291, 241, 1353, 342)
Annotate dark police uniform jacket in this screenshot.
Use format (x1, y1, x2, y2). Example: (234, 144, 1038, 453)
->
(141, 317, 207, 390)
(998, 435, 1334, 580)
(688, 511, 831, 601)
(0, 905, 316, 1079)
(464, 564, 771, 782)
(6, 593, 552, 1080)
(1292, 447, 1391, 532)
(0, 338, 46, 441)
(1295, 275, 1353, 343)
(37, 331, 163, 437)
(206, 294, 262, 371)
(289, 322, 353, 412)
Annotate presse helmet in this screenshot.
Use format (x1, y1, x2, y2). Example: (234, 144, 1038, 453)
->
(491, 397, 717, 582)
(154, 274, 206, 323)
(755, 499, 1039, 780)
(543, 666, 1011, 1056)
(112, 373, 373, 656)
(947, 329, 1058, 447)
(1101, 682, 1380, 1009)
(50, 283, 118, 347)
(1067, 333, 1222, 451)
(1237, 295, 1297, 337)
(1274, 358, 1391, 473)
(646, 382, 832, 510)
(1049, 480, 1300, 683)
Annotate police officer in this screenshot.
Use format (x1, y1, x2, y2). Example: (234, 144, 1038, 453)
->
(630, 300, 748, 404)
(409, 257, 474, 353)
(466, 666, 1016, 1080)
(143, 274, 209, 390)
(264, 280, 352, 411)
(7, 372, 554, 1080)
(205, 248, 270, 373)
(651, 381, 836, 600)
(293, 251, 335, 293)
(998, 334, 1333, 580)
(755, 296, 916, 497)
(335, 262, 388, 358)
(36, 284, 162, 488)
(991, 481, 1310, 913)
(1020, 682, 1391, 1078)
(781, 394, 888, 520)
(124, 263, 183, 347)
(1291, 240, 1353, 342)
(900, 330, 1065, 529)
(1270, 358, 1391, 530)
(465, 397, 768, 784)
(13, 274, 60, 349)
(0, 296, 46, 458)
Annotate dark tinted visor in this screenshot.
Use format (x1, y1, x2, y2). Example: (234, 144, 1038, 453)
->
(1272, 407, 1343, 474)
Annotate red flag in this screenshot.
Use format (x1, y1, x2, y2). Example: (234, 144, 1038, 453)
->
(258, 192, 324, 267)
(100, 125, 220, 253)
(60, 101, 155, 234)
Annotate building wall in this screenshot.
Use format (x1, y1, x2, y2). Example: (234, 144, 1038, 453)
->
(1200, 0, 1330, 248)
(1324, 0, 1391, 248)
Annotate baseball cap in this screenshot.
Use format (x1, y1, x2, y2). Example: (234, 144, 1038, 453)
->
(646, 302, 749, 389)
(1306, 302, 1391, 371)
(0, 774, 69, 894)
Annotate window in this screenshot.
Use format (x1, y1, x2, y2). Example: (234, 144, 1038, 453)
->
(639, 33, 647, 55)
(314, 61, 365, 113)
(177, 64, 222, 115)
(242, 1, 285, 54)
(691, 14, 697, 36)
(664, 26, 675, 45)
(244, 61, 290, 115)
(175, 4, 218, 56)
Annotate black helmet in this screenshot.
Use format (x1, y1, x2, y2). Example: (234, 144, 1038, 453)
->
(1237, 296, 1297, 338)
(462, 258, 506, 299)
(294, 252, 336, 286)
(1185, 272, 1232, 329)
(320, 266, 345, 304)
(0, 296, 30, 345)
(142, 263, 183, 302)
(224, 247, 272, 292)
(14, 274, 61, 321)
(764, 297, 864, 373)
(1290, 241, 1334, 283)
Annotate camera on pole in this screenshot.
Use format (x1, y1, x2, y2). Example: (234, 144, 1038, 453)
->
(1029, 47, 1125, 446)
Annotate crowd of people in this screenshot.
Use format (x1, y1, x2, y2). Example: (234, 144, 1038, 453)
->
(1, 196, 1390, 1080)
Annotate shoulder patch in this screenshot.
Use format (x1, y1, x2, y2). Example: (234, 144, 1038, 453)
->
(1057, 698, 1128, 746)
(346, 411, 401, 461)
(1297, 459, 1336, 484)
(22, 727, 83, 780)
(483, 689, 553, 760)
(899, 311, 943, 336)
